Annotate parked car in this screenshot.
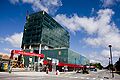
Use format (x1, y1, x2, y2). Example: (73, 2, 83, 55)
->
(90, 68, 97, 72)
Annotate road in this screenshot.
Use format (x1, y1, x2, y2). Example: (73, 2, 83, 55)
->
(0, 70, 120, 80)
(66, 70, 120, 80)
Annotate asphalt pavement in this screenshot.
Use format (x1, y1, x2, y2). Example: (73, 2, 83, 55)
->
(0, 69, 120, 80)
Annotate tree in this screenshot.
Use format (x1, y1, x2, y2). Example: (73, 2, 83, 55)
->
(114, 58, 120, 71)
(90, 63, 103, 69)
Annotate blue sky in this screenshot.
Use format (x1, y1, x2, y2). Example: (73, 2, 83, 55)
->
(0, 0, 120, 66)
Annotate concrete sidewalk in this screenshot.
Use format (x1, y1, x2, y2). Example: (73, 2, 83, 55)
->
(0, 71, 76, 77)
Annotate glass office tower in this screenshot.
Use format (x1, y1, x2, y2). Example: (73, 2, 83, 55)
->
(21, 11, 70, 67)
(22, 11, 69, 50)
(21, 11, 89, 69)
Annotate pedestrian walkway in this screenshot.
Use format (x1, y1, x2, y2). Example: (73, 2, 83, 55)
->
(59, 72, 75, 77)
(1, 70, 120, 80)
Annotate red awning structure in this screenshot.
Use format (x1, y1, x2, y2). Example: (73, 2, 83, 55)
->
(58, 62, 83, 68)
(43, 61, 83, 68)
(10, 50, 44, 59)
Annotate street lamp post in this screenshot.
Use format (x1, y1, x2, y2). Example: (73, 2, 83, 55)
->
(74, 58, 76, 71)
(109, 57, 111, 73)
(108, 45, 114, 78)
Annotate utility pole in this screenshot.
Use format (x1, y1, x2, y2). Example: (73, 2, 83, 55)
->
(109, 57, 111, 73)
(108, 44, 114, 78)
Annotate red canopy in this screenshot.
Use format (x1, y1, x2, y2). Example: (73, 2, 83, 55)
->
(58, 62, 83, 68)
(43, 60, 83, 68)
(11, 50, 44, 58)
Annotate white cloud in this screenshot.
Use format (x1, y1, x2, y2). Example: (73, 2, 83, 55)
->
(55, 14, 82, 32)
(55, 9, 114, 34)
(82, 52, 107, 66)
(55, 9, 120, 66)
(83, 51, 119, 66)
(84, 37, 102, 47)
(101, 49, 120, 58)
(55, 14, 100, 34)
(55, 9, 120, 50)
(9, 0, 62, 14)
(4, 32, 23, 48)
(90, 60, 100, 63)
(102, 0, 114, 7)
(101, 0, 120, 7)
(9, 0, 19, 4)
(82, 46, 120, 66)
(0, 37, 4, 43)
(4, 48, 13, 52)
(91, 8, 95, 15)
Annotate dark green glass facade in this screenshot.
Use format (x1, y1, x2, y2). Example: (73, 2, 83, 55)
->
(22, 11, 69, 48)
(41, 49, 89, 65)
(21, 11, 89, 67)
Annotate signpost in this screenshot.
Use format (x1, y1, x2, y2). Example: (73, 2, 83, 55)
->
(108, 45, 114, 78)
